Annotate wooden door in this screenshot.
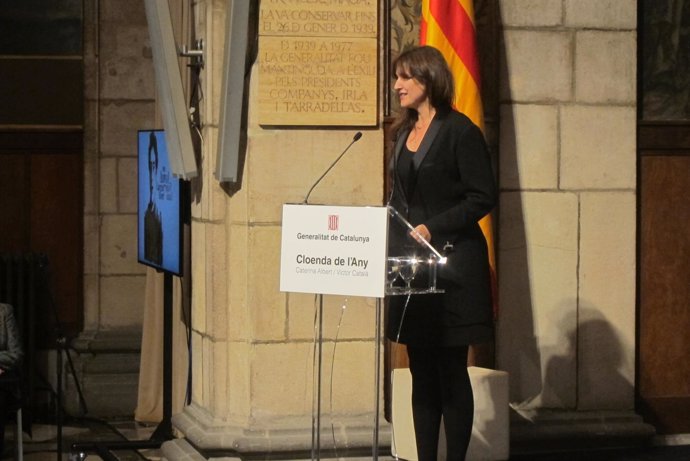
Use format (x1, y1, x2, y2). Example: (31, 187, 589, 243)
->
(0, 131, 83, 341)
(0, 1, 84, 341)
(637, 123, 690, 433)
(637, 0, 690, 434)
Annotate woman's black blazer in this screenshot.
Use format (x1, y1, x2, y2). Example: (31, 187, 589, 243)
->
(386, 109, 497, 347)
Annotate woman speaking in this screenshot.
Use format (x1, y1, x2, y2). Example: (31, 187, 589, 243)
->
(386, 45, 497, 461)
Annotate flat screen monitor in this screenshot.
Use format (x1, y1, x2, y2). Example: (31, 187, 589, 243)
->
(137, 129, 182, 275)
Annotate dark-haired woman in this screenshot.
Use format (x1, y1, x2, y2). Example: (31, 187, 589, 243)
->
(386, 45, 497, 461)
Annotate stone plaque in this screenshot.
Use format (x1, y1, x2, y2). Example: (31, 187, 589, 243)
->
(258, 1, 378, 126)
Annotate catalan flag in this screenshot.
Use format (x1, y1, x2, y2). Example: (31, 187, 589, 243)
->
(421, 0, 498, 319)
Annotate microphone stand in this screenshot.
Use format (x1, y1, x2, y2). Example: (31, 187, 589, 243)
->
(303, 132, 362, 204)
(299, 131, 362, 459)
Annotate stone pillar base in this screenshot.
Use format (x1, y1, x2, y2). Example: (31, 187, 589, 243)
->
(169, 403, 391, 460)
(64, 329, 142, 418)
(510, 408, 656, 455)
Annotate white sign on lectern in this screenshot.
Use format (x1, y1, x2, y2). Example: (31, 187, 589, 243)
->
(280, 204, 388, 298)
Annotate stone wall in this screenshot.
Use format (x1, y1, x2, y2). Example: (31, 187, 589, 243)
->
(83, 0, 154, 333)
(166, 0, 648, 458)
(71, 0, 650, 453)
(496, 0, 637, 414)
(72, 0, 157, 416)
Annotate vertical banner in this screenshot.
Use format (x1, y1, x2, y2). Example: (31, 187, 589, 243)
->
(421, 0, 498, 317)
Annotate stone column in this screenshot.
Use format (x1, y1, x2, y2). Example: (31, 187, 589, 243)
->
(166, 1, 386, 458)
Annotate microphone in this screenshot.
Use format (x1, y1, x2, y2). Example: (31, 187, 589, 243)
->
(303, 132, 362, 204)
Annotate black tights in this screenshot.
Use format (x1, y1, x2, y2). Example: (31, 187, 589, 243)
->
(407, 345, 473, 461)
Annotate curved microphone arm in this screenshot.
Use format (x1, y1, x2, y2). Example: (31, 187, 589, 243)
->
(303, 132, 362, 204)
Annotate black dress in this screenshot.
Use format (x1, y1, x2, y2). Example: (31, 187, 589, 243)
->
(386, 109, 497, 347)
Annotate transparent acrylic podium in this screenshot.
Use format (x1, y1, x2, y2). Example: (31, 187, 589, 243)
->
(279, 204, 445, 461)
(385, 205, 446, 296)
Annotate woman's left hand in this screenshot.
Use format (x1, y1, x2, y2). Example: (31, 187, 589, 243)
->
(410, 224, 431, 244)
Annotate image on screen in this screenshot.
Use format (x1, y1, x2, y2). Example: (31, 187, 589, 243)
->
(137, 130, 182, 275)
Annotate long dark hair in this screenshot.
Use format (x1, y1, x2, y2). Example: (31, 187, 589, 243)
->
(390, 46, 454, 137)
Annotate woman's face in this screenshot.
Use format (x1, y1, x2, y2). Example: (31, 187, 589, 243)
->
(394, 65, 427, 110)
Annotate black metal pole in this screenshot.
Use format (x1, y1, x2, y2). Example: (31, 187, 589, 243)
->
(56, 337, 64, 461)
(151, 271, 173, 440)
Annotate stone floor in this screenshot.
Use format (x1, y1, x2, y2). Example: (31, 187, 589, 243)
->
(4, 418, 690, 460)
(3, 417, 161, 460)
(511, 441, 690, 461)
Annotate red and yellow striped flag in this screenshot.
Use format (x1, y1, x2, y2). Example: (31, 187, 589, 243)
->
(421, 0, 498, 319)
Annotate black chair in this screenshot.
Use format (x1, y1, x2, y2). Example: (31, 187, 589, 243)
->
(0, 371, 23, 460)
(12, 380, 23, 461)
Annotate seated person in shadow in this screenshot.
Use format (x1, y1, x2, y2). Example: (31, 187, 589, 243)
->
(0, 303, 23, 456)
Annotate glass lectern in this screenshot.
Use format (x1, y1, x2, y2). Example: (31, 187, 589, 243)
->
(385, 205, 446, 296)
(279, 203, 446, 461)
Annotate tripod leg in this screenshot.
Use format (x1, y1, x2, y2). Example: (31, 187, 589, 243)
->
(62, 344, 88, 415)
